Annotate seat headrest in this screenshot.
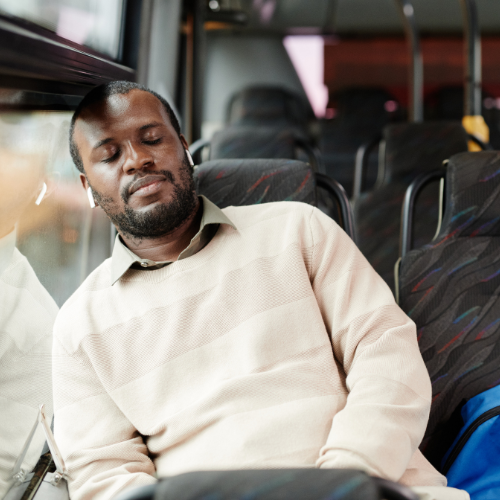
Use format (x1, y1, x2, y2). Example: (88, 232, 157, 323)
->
(194, 159, 315, 208)
(332, 87, 395, 119)
(227, 86, 312, 127)
(209, 125, 302, 161)
(437, 151, 500, 238)
(383, 122, 468, 181)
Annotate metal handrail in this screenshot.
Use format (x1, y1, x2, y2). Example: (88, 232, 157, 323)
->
(353, 134, 382, 199)
(316, 173, 356, 242)
(395, 0, 423, 123)
(460, 0, 482, 117)
(400, 169, 446, 258)
(295, 137, 324, 173)
(189, 138, 210, 165)
(468, 133, 493, 150)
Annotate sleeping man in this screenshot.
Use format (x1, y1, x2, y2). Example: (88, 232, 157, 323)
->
(52, 81, 468, 500)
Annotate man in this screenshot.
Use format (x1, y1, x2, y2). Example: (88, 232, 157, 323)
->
(52, 81, 467, 500)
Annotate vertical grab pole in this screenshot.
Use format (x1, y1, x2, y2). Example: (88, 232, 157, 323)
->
(191, 0, 206, 143)
(395, 0, 423, 123)
(460, 0, 489, 149)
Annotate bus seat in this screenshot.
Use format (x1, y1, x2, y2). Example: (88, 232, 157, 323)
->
(192, 125, 323, 173)
(226, 85, 314, 132)
(194, 158, 355, 240)
(353, 122, 469, 291)
(114, 468, 418, 500)
(398, 151, 500, 472)
(319, 88, 399, 196)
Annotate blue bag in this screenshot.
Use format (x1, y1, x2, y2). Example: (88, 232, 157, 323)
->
(442, 384, 500, 500)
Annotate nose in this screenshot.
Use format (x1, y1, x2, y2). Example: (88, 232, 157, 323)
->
(122, 140, 154, 174)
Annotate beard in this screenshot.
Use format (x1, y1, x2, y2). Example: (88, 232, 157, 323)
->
(92, 155, 197, 240)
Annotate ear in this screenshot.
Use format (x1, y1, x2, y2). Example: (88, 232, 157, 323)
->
(80, 173, 88, 190)
(179, 134, 190, 151)
(80, 174, 99, 207)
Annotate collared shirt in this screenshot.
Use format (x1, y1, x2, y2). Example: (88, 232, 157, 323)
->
(111, 195, 235, 285)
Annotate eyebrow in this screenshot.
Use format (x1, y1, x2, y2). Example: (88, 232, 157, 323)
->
(139, 122, 163, 131)
(93, 137, 113, 150)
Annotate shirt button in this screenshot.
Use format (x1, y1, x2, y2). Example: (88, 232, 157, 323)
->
(140, 262, 149, 268)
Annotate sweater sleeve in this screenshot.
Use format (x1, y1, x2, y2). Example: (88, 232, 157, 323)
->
(308, 207, 432, 482)
(52, 331, 156, 500)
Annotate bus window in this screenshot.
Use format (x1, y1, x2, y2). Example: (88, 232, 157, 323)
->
(0, 1, 124, 59)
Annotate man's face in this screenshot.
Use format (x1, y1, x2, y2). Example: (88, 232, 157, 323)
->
(74, 89, 197, 239)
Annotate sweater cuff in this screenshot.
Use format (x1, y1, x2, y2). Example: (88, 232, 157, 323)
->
(316, 450, 381, 477)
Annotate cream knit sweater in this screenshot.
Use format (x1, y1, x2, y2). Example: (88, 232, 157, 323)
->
(53, 202, 464, 500)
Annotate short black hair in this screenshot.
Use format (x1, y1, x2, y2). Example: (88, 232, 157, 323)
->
(69, 81, 182, 173)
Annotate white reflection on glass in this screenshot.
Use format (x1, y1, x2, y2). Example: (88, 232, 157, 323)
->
(0, 111, 111, 498)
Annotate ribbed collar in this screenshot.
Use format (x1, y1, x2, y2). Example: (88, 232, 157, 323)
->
(111, 195, 235, 285)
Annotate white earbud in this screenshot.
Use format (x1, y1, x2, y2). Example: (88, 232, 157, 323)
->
(35, 182, 47, 206)
(186, 150, 194, 167)
(87, 186, 96, 209)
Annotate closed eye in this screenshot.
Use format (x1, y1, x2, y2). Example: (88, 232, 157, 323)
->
(143, 138, 162, 145)
(102, 149, 121, 163)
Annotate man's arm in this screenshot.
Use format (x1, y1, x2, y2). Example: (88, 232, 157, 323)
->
(307, 207, 432, 482)
(52, 334, 156, 500)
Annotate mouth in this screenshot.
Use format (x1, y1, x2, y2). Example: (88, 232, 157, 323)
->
(128, 175, 167, 197)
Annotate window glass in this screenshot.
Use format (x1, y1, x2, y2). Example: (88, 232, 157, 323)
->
(0, 109, 110, 497)
(0, 0, 124, 60)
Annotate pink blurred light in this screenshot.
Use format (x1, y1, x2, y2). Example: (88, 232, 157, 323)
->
(57, 7, 95, 45)
(384, 100, 398, 113)
(283, 36, 329, 118)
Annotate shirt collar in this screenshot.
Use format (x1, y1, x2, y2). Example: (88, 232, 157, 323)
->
(0, 228, 16, 277)
(110, 196, 235, 285)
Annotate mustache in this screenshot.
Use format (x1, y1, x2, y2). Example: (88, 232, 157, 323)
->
(121, 170, 175, 203)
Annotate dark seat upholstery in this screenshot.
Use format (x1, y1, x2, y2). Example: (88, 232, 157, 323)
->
(115, 469, 418, 500)
(194, 159, 355, 239)
(210, 125, 303, 161)
(354, 122, 469, 291)
(195, 158, 315, 207)
(226, 86, 314, 132)
(398, 151, 500, 467)
(319, 88, 398, 196)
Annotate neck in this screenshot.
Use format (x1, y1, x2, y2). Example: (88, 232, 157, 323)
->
(119, 197, 202, 261)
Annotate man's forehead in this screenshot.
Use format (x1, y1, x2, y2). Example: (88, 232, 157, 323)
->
(75, 90, 169, 137)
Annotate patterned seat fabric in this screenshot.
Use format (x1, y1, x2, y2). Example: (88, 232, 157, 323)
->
(209, 125, 303, 161)
(226, 86, 314, 131)
(399, 151, 500, 468)
(354, 122, 469, 291)
(194, 159, 315, 208)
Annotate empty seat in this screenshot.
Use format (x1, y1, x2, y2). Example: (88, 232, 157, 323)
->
(194, 159, 355, 240)
(398, 151, 500, 470)
(226, 86, 315, 133)
(353, 122, 469, 291)
(190, 125, 322, 173)
(320, 88, 399, 196)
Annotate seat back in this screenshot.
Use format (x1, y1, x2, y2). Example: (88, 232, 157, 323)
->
(208, 125, 322, 173)
(226, 86, 314, 130)
(353, 122, 469, 290)
(398, 151, 500, 467)
(194, 159, 354, 239)
(319, 88, 398, 196)
(210, 125, 298, 161)
(195, 159, 315, 207)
